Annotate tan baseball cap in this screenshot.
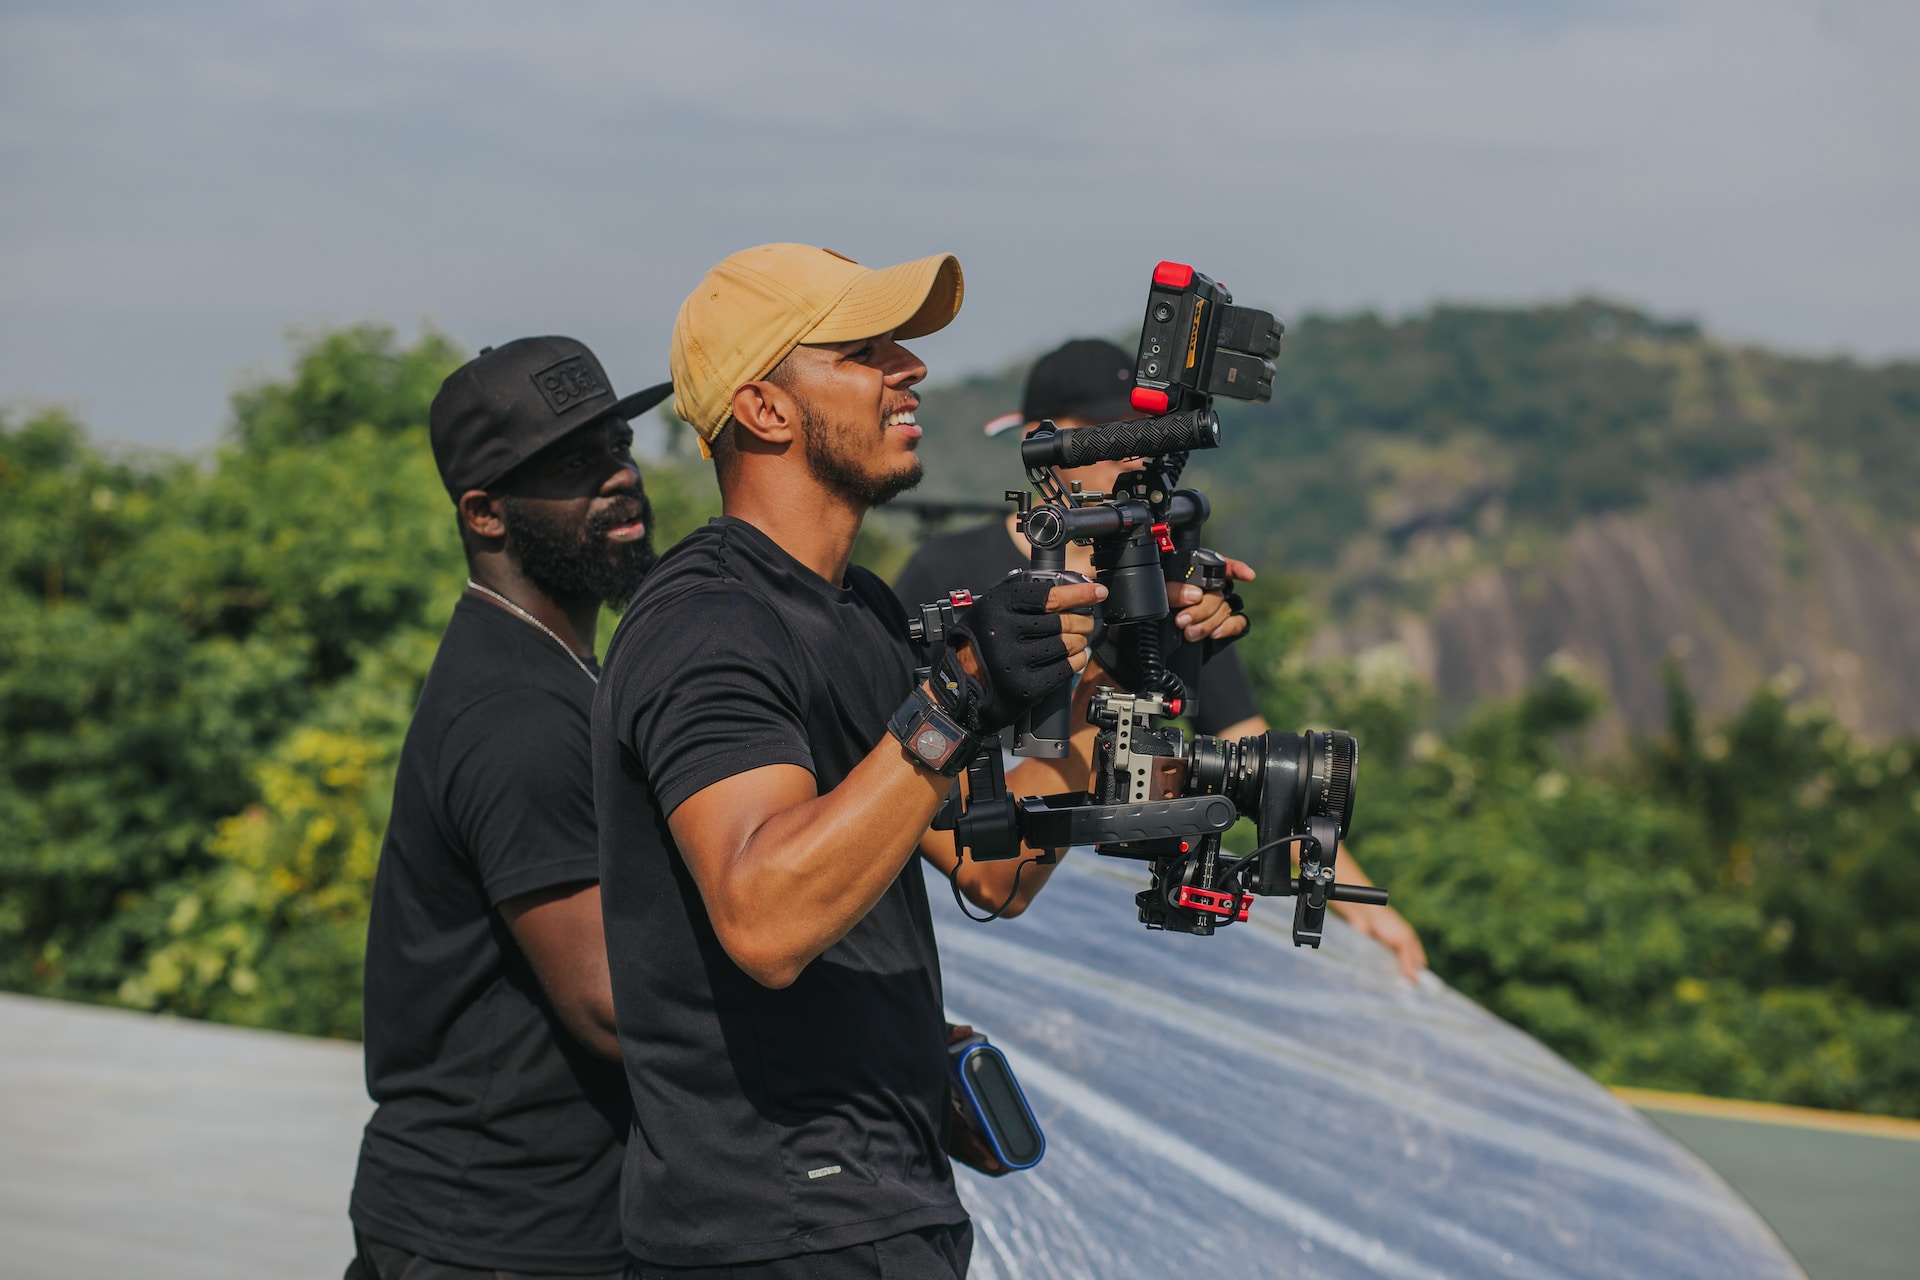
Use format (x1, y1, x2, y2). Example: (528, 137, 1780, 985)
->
(669, 243, 964, 455)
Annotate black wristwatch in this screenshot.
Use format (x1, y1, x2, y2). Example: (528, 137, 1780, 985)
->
(888, 686, 982, 777)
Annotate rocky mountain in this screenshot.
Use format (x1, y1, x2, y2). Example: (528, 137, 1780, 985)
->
(903, 300, 1920, 739)
(1311, 461, 1920, 740)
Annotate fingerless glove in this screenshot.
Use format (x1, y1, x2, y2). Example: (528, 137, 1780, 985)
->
(928, 571, 1073, 734)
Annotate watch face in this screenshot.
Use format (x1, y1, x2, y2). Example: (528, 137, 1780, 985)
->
(914, 725, 953, 764)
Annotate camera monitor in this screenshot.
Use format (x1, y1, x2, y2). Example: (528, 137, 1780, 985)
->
(1130, 261, 1283, 416)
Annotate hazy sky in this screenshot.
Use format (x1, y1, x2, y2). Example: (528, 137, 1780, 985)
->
(4, 0, 1916, 449)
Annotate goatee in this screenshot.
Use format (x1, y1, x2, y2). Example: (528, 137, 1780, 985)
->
(800, 403, 923, 508)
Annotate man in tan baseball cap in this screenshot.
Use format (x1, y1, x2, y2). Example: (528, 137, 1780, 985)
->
(669, 242, 963, 459)
(595, 244, 1107, 1275)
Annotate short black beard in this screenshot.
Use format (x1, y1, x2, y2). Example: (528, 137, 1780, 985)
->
(500, 496, 656, 611)
(800, 401, 923, 508)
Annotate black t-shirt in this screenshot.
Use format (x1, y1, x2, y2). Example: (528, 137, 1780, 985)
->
(892, 520, 1263, 735)
(593, 516, 963, 1268)
(352, 597, 629, 1274)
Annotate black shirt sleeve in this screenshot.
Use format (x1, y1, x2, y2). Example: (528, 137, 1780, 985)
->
(440, 686, 600, 905)
(611, 584, 818, 817)
(1194, 646, 1262, 735)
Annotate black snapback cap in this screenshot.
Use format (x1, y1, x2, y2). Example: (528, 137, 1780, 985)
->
(429, 336, 672, 498)
(1017, 338, 1137, 428)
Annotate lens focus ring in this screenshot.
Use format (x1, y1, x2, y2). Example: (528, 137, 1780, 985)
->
(1311, 731, 1358, 836)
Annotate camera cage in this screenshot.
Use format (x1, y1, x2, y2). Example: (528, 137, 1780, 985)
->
(916, 262, 1387, 944)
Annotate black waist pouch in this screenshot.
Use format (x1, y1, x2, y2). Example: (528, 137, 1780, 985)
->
(948, 1032, 1045, 1171)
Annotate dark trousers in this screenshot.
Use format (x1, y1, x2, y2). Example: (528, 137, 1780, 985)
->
(626, 1222, 973, 1280)
(346, 1230, 627, 1280)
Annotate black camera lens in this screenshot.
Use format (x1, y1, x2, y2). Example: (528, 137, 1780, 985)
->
(1153, 302, 1174, 323)
(1213, 728, 1359, 856)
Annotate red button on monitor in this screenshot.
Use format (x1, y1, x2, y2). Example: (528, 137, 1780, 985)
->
(1153, 261, 1194, 288)
(1131, 387, 1169, 414)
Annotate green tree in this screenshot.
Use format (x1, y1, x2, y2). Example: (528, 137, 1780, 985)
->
(1262, 635, 1920, 1117)
(0, 325, 465, 1024)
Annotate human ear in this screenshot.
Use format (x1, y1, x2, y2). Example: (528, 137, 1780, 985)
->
(458, 489, 507, 540)
(729, 380, 800, 448)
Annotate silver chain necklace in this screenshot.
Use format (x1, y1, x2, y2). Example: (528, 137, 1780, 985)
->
(465, 579, 598, 684)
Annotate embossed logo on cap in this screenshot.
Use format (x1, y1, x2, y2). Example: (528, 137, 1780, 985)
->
(531, 356, 607, 416)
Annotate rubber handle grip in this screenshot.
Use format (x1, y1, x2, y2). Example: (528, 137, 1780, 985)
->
(1022, 409, 1220, 471)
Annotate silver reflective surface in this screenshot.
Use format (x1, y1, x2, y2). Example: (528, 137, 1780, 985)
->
(932, 858, 1802, 1280)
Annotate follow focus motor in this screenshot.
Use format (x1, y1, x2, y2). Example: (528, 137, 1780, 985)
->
(917, 262, 1387, 945)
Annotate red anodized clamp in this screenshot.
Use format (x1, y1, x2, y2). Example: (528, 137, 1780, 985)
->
(1175, 885, 1252, 922)
(948, 590, 974, 607)
(1151, 521, 1175, 554)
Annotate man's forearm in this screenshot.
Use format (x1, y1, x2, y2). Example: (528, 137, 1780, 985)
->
(677, 734, 951, 988)
(677, 581, 1100, 982)
(557, 1002, 624, 1062)
(499, 882, 625, 1060)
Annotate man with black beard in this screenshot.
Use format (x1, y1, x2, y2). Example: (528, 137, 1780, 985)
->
(347, 338, 670, 1280)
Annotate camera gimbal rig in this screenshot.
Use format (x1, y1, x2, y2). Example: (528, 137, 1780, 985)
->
(917, 263, 1387, 944)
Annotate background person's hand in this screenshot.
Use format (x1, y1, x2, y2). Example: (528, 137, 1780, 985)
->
(1336, 902, 1428, 983)
(1170, 556, 1256, 643)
